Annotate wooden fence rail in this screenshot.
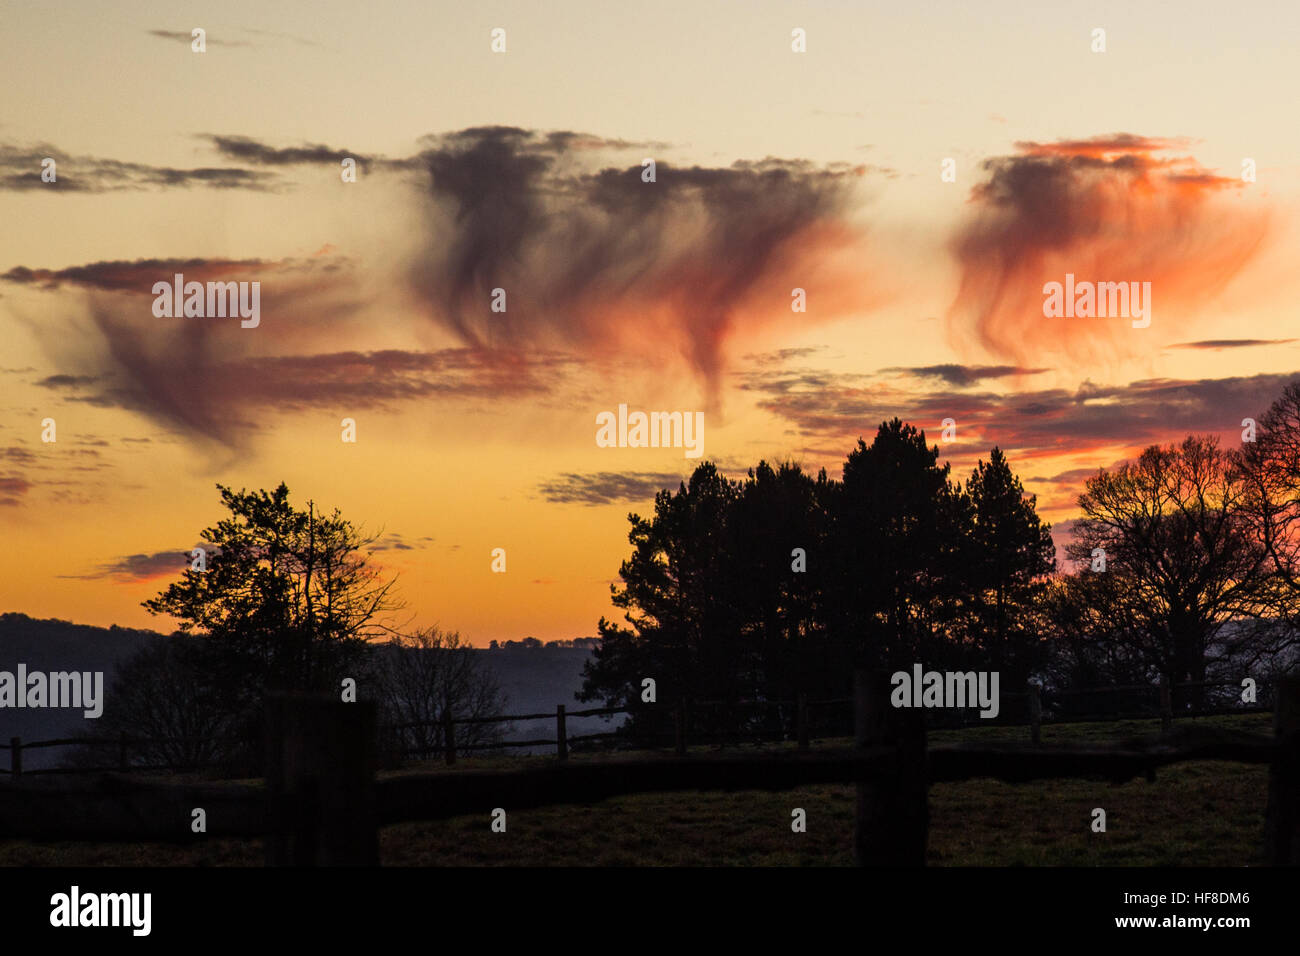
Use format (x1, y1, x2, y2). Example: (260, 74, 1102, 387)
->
(0, 678, 1278, 777)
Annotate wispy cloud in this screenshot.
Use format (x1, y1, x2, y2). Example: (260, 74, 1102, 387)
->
(0, 143, 276, 193)
(880, 364, 1051, 386)
(1167, 338, 1295, 350)
(146, 29, 253, 48)
(948, 134, 1270, 364)
(538, 471, 687, 506)
(60, 547, 206, 581)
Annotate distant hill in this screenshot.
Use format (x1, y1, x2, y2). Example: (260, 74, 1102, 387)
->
(0, 613, 613, 768)
(478, 644, 621, 753)
(0, 613, 166, 769)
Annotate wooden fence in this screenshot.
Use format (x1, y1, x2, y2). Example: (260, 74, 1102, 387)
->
(0, 677, 1272, 776)
(2, 674, 1296, 866)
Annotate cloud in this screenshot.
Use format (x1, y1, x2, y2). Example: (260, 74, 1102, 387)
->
(406, 127, 881, 400)
(2, 257, 277, 292)
(35, 373, 99, 387)
(147, 29, 253, 48)
(0, 475, 31, 506)
(537, 471, 687, 506)
(880, 364, 1051, 386)
(32, 344, 577, 445)
(201, 135, 384, 172)
(4, 248, 590, 444)
(1167, 338, 1295, 350)
(61, 547, 202, 581)
(0, 143, 276, 193)
(0, 129, 876, 445)
(948, 134, 1270, 364)
(741, 357, 1299, 465)
(370, 531, 435, 552)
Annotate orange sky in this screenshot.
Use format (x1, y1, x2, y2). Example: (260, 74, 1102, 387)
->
(2, 1, 1299, 643)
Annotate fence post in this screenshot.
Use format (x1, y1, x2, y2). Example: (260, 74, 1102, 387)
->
(854, 669, 928, 866)
(1264, 675, 1300, 864)
(9, 737, 19, 779)
(1160, 676, 1172, 733)
(118, 731, 129, 771)
(1028, 682, 1042, 745)
(265, 695, 378, 866)
(797, 694, 810, 750)
(674, 700, 686, 755)
(556, 705, 568, 762)
(442, 709, 456, 766)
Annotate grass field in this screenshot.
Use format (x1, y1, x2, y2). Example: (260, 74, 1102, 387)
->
(0, 712, 1273, 866)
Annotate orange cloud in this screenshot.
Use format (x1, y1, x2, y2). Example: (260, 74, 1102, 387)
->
(948, 134, 1270, 365)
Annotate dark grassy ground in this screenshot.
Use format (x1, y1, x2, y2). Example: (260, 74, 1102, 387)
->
(0, 713, 1272, 866)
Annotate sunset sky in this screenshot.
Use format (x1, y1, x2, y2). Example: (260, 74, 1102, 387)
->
(2, 0, 1298, 644)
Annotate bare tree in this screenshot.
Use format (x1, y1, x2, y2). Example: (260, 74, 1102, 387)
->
(72, 634, 242, 772)
(1239, 381, 1300, 648)
(376, 626, 509, 762)
(1064, 435, 1269, 708)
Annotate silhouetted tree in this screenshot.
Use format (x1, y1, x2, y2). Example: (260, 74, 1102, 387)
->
(957, 447, 1056, 692)
(74, 634, 240, 772)
(138, 483, 402, 767)
(375, 626, 508, 761)
(1238, 381, 1300, 654)
(581, 426, 1054, 740)
(1061, 436, 1267, 709)
(579, 463, 745, 742)
(827, 419, 967, 673)
(144, 483, 399, 702)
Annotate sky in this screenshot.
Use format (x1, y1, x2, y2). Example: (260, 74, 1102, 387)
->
(2, 0, 1298, 644)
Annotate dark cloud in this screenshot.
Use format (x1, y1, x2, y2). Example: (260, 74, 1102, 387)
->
(407, 127, 878, 398)
(8, 128, 882, 443)
(61, 547, 206, 581)
(2, 257, 275, 292)
(881, 364, 1051, 386)
(741, 359, 1300, 463)
(201, 135, 384, 172)
(538, 471, 687, 506)
(0, 143, 275, 193)
(35, 374, 99, 388)
(741, 347, 827, 367)
(147, 29, 253, 48)
(370, 531, 433, 552)
(1168, 339, 1295, 350)
(0, 475, 31, 505)
(30, 346, 577, 446)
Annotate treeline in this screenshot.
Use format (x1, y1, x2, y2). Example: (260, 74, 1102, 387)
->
(580, 382, 1300, 736)
(488, 637, 601, 650)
